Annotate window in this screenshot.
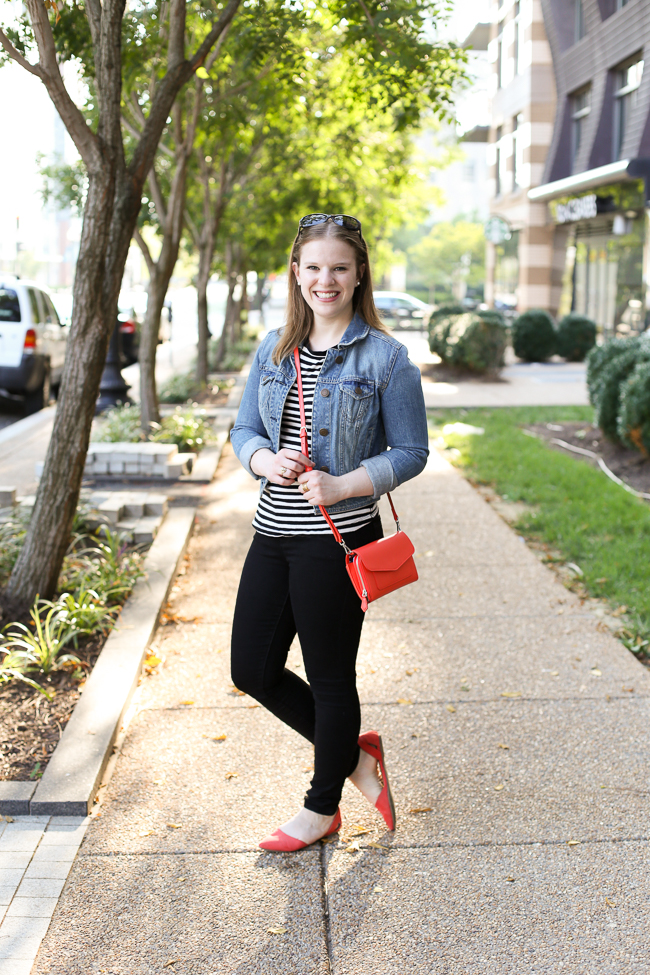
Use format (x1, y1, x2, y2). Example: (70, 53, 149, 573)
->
(613, 58, 644, 160)
(570, 87, 591, 171)
(27, 288, 41, 324)
(616, 0, 629, 8)
(575, 0, 586, 41)
(514, 2, 521, 75)
(495, 125, 503, 196)
(42, 293, 60, 325)
(512, 114, 524, 189)
(0, 288, 21, 322)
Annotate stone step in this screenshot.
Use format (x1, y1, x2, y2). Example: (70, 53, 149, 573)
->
(115, 514, 163, 544)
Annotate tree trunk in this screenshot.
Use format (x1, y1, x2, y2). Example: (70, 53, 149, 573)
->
(213, 244, 238, 368)
(195, 234, 214, 386)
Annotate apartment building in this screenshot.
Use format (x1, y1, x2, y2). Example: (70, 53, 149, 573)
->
(484, 0, 557, 313)
(529, 0, 650, 337)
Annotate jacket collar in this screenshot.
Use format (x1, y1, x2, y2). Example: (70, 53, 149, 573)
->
(280, 313, 371, 379)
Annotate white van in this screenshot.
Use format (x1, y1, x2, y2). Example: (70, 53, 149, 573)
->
(0, 277, 69, 414)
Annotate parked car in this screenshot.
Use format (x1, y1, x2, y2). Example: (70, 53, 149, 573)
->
(0, 277, 69, 414)
(373, 291, 433, 330)
(117, 313, 140, 366)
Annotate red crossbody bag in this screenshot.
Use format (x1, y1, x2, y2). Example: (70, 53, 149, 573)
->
(293, 347, 418, 612)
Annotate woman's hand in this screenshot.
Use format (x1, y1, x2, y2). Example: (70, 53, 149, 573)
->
(297, 466, 374, 507)
(250, 447, 312, 485)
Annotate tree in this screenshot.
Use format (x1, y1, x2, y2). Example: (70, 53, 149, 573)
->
(0, 0, 240, 611)
(408, 219, 485, 303)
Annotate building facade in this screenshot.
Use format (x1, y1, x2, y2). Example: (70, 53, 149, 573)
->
(529, 0, 650, 337)
(483, 0, 557, 314)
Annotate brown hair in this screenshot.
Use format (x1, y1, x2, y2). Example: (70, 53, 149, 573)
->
(272, 221, 389, 364)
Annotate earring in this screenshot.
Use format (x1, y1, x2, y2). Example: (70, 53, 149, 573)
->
(355, 281, 360, 286)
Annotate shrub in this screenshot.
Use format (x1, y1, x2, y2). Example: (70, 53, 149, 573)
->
(93, 402, 143, 442)
(428, 305, 464, 360)
(512, 309, 557, 362)
(586, 338, 636, 407)
(556, 313, 597, 361)
(150, 407, 211, 452)
(159, 372, 199, 404)
(592, 343, 650, 440)
(618, 359, 650, 455)
(447, 312, 508, 373)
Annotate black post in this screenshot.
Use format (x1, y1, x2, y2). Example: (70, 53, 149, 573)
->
(96, 319, 131, 413)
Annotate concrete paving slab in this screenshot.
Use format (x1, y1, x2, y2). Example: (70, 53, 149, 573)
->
(31, 852, 329, 975)
(325, 841, 648, 974)
(332, 698, 650, 848)
(356, 617, 649, 703)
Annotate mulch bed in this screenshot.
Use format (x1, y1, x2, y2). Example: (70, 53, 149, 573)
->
(0, 633, 105, 782)
(528, 421, 650, 498)
(419, 362, 507, 384)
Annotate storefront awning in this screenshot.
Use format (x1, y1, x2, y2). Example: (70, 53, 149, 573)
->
(528, 159, 650, 203)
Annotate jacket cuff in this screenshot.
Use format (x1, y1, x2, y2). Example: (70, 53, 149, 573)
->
(239, 435, 273, 479)
(360, 454, 398, 499)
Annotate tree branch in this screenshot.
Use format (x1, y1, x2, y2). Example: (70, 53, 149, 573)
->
(22, 0, 101, 170)
(133, 226, 155, 275)
(168, 0, 186, 69)
(184, 208, 200, 249)
(0, 28, 43, 78)
(148, 169, 168, 226)
(355, 0, 394, 55)
(121, 112, 142, 142)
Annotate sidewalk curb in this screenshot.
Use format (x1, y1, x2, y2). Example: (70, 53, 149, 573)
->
(0, 404, 56, 450)
(18, 506, 197, 817)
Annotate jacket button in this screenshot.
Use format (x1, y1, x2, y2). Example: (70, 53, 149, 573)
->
(354, 386, 363, 395)
(320, 465, 330, 472)
(320, 388, 330, 398)
(335, 355, 343, 364)
(319, 428, 329, 436)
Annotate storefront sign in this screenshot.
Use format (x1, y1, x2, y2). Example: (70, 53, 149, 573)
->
(484, 216, 512, 243)
(554, 194, 598, 223)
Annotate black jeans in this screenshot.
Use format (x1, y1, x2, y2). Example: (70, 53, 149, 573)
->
(231, 515, 383, 815)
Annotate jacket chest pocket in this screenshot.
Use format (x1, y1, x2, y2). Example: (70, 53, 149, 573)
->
(340, 380, 375, 426)
(259, 372, 280, 421)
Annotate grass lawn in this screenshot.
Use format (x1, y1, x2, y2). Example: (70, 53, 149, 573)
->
(428, 406, 650, 658)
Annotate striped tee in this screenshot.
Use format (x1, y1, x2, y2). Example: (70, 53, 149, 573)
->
(252, 345, 378, 536)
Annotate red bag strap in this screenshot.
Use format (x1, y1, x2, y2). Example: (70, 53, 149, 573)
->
(293, 346, 400, 548)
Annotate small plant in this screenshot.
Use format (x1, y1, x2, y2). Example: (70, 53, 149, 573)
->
(150, 407, 211, 452)
(556, 313, 597, 361)
(617, 358, 650, 454)
(2, 599, 81, 677)
(0, 645, 53, 698)
(512, 309, 557, 362)
(591, 344, 650, 441)
(159, 372, 200, 404)
(93, 402, 143, 443)
(0, 506, 30, 587)
(44, 588, 116, 647)
(59, 527, 144, 605)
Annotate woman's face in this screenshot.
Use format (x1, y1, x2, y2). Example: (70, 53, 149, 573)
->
(293, 238, 364, 321)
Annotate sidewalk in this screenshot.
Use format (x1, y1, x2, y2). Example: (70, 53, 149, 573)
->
(24, 442, 650, 973)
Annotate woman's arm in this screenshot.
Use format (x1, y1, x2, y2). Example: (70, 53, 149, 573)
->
(296, 465, 373, 507)
(230, 342, 274, 478)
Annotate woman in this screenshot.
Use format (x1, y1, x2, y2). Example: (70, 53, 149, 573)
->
(230, 213, 428, 851)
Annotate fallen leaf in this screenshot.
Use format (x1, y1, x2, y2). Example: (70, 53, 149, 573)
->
(344, 840, 361, 853)
(139, 829, 154, 837)
(202, 734, 227, 741)
(373, 886, 384, 892)
(494, 783, 505, 791)
(497, 743, 509, 750)
(409, 807, 432, 814)
(405, 669, 418, 676)
(1, 815, 14, 823)
(366, 841, 389, 850)
(460, 684, 470, 692)
(145, 654, 162, 667)
(501, 691, 522, 698)
(180, 700, 194, 706)
(591, 668, 602, 677)
(153, 778, 166, 785)
(225, 772, 238, 780)
(550, 670, 559, 676)
(348, 826, 372, 836)
(167, 823, 183, 829)
(567, 840, 579, 846)
(230, 686, 246, 696)
(506, 876, 515, 882)
(397, 697, 413, 705)
(267, 926, 287, 935)
(622, 687, 634, 693)
(302, 765, 314, 772)
(446, 704, 456, 713)
(178, 877, 186, 882)
(247, 704, 260, 708)
(605, 897, 616, 907)
(163, 961, 179, 969)
(612, 605, 628, 617)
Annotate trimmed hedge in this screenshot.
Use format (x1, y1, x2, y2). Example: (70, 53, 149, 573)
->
(429, 309, 508, 374)
(512, 309, 557, 362)
(556, 313, 596, 361)
(586, 336, 650, 442)
(428, 305, 464, 360)
(618, 359, 650, 455)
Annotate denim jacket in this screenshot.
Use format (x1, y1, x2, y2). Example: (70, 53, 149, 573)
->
(230, 313, 429, 514)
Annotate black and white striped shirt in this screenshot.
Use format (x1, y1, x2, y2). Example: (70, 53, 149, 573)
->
(252, 346, 378, 536)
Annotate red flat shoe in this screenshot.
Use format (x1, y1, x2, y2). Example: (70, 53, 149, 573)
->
(358, 730, 396, 831)
(258, 808, 342, 852)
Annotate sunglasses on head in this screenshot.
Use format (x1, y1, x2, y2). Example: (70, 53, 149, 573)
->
(298, 213, 363, 236)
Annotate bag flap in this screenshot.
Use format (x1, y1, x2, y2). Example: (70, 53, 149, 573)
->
(355, 532, 415, 572)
